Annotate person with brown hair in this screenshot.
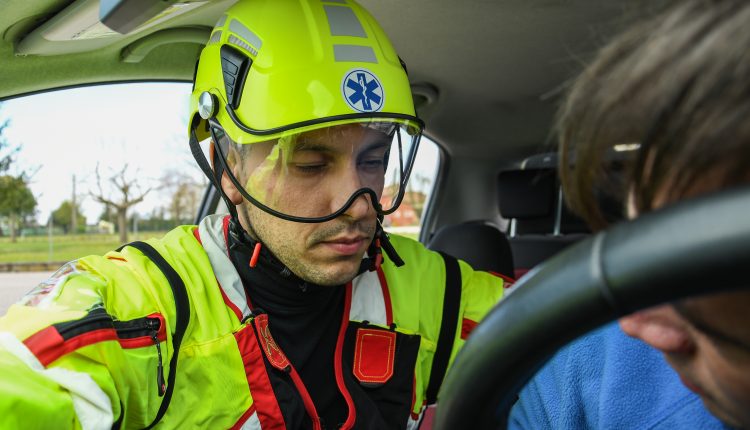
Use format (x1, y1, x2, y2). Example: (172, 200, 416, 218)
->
(510, 0, 750, 428)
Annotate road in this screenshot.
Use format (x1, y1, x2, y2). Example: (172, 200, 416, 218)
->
(0, 271, 53, 314)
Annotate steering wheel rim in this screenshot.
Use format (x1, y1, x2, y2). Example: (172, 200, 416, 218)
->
(433, 185, 750, 430)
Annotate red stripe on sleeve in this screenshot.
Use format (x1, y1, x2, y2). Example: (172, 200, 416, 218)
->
(230, 405, 257, 430)
(461, 318, 479, 340)
(488, 271, 516, 289)
(24, 327, 119, 366)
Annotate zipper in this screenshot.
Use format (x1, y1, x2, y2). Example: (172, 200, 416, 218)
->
(54, 308, 112, 339)
(113, 315, 166, 397)
(53, 309, 167, 397)
(148, 318, 166, 397)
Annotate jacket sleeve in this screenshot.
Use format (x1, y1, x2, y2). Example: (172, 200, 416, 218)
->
(446, 261, 505, 374)
(0, 257, 169, 429)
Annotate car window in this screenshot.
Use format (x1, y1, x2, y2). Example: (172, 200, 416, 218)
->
(382, 135, 441, 240)
(0, 82, 203, 312)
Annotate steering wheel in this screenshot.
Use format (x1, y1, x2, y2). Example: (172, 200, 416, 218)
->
(433, 185, 750, 430)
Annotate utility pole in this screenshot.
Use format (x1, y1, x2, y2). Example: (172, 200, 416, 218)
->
(48, 214, 53, 263)
(71, 174, 77, 234)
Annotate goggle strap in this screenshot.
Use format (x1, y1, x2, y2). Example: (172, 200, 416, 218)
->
(189, 124, 238, 219)
(210, 142, 239, 219)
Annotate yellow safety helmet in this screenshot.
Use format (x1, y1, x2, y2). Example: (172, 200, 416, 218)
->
(189, 0, 424, 223)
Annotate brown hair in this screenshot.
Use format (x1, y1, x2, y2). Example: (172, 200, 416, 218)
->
(559, 0, 750, 230)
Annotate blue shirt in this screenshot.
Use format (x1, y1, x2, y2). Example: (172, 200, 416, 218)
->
(509, 322, 730, 429)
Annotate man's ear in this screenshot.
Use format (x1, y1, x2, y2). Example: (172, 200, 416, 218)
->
(221, 171, 244, 205)
(211, 141, 244, 205)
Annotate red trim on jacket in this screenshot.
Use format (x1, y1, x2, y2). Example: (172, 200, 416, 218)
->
(248, 315, 322, 430)
(219, 287, 244, 321)
(24, 314, 169, 366)
(117, 313, 167, 348)
(253, 314, 291, 371)
(234, 324, 287, 430)
(335, 283, 357, 429)
(194, 221, 244, 321)
(514, 268, 529, 280)
(488, 271, 515, 289)
(24, 327, 118, 367)
(461, 318, 479, 340)
(230, 405, 257, 430)
(107, 256, 127, 262)
(287, 366, 322, 430)
(375, 266, 394, 326)
(222, 215, 232, 257)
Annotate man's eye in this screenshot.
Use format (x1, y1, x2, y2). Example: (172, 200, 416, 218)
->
(293, 163, 327, 173)
(359, 159, 385, 170)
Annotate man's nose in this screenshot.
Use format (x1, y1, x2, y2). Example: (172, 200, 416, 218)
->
(333, 166, 375, 220)
(340, 191, 373, 221)
(618, 305, 696, 354)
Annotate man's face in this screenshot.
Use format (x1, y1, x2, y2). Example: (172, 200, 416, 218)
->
(619, 292, 750, 428)
(231, 124, 390, 286)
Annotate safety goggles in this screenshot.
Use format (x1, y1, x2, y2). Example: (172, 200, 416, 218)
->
(191, 116, 423, 223)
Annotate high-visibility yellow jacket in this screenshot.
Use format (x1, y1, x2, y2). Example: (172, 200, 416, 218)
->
(0, 215, 503, 429)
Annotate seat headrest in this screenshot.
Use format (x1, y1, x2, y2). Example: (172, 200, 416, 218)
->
(497, 169, 556, 219)
(427, 220, 514, 279)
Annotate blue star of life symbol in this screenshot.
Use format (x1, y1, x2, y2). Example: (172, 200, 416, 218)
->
(342, 69, 384, 112)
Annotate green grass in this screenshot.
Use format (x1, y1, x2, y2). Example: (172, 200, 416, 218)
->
(1, 229, 423, 264)
(0, 232, 168, 263)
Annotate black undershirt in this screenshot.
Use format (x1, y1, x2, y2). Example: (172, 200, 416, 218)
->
(228, 231, 349, 429)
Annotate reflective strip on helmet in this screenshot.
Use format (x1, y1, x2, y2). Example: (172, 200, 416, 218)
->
(198, 215, 252, 320)
(324, 5, 366, 37)
(209, 30, 223, 45)
(0, 332, 114, 430)
(215, 14, 227, 29)
(229, 19, 262, 51)
(334, 44, 377, 63)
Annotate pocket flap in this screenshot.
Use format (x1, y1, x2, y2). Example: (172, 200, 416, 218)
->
(353, 328, 396, 385)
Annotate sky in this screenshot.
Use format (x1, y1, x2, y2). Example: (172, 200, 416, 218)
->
(1, 82, 440, 225)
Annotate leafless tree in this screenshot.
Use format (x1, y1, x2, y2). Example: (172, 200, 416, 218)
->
(158, 168, 204, 224)
(91, 164, 151, 243)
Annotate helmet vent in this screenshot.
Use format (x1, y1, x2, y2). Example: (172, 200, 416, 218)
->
(220, 45, 252, 110)
(228, 34, 258, 57)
